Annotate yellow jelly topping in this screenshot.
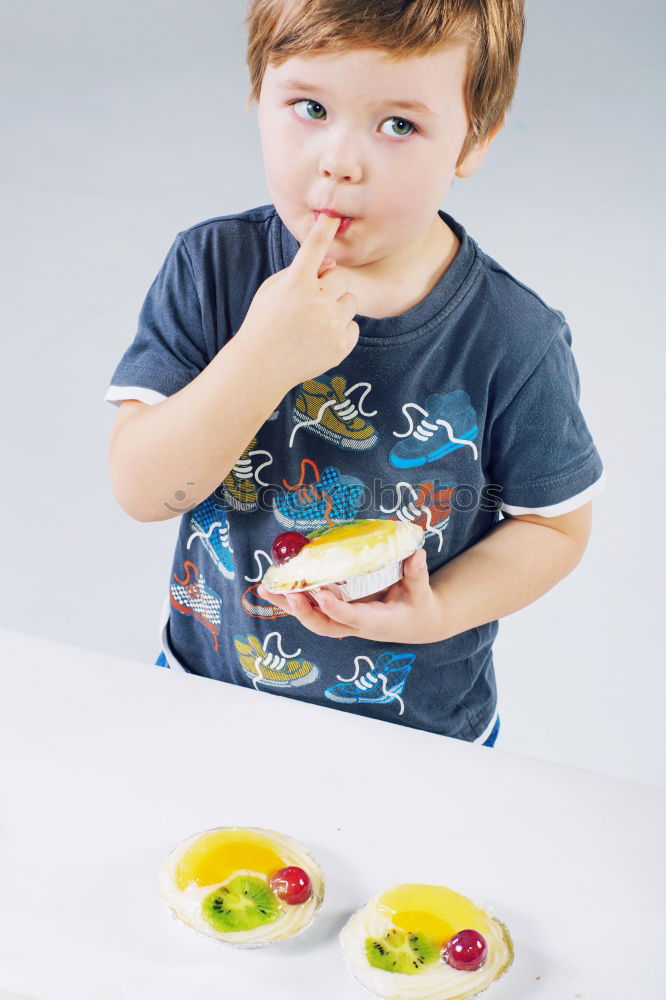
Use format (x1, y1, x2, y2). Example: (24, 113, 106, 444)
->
(306, 520, 396, 548)
(175, 829, 286, 890)
(391, 910, 456, 943)
(378, 885, 489, 942)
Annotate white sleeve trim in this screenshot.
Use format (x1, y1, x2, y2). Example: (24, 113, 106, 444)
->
(501, 470, 606, 517)
(104, 385, 168, 407)
(474, 710, 499, 744)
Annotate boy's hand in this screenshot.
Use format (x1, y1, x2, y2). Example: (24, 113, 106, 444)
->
(256, 549, 444, 644)
(236, 212, 360, 392)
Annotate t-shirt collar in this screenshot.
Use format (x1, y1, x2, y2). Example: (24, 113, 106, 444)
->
(271, 206, 478, 342)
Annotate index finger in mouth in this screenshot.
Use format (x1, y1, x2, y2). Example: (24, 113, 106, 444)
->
(292, 211, 341, 275)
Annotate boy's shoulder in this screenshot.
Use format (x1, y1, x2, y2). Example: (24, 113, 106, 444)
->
(176, 203, 278, 254)
(172, 204, 280, 279)
(475, 243, 567, 330)
(178, 203, 277, 236)
(432, 212, 582, 409)
(436, 213, 566, 343)
(445, 213, 574, 372)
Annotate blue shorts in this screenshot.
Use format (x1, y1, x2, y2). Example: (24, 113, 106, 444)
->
(154, 651, 500, 747)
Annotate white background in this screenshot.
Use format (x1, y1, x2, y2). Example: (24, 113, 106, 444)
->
(1, 0, 664, 786)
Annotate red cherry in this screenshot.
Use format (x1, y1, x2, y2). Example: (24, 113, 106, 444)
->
(443, 929, 488, 971)
(269, 866, 312, 905)
(271, 531, 309, 566)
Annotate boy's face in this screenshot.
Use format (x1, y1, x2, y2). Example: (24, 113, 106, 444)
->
(256, 43, 493, 271)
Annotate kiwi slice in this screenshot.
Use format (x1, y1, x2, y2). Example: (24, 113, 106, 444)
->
(365, 928, 440, 975)
(202, 875, 280, 932)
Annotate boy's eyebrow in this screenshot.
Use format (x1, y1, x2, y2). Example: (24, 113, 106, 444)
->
(276, 78, 437, 117)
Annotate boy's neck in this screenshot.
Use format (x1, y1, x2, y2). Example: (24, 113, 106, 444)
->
(344, 214, 460, 320)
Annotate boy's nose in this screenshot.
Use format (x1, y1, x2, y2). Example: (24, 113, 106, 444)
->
(319, 145, 362, 184)
(321, 167, 359, 183)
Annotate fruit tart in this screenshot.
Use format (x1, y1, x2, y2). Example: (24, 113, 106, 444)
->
(339, 883, 513, 999)
(160, 826, 325, 946)
(262, 519, 425, 602)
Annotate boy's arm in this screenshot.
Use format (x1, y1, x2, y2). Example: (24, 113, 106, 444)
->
(258, 503, 594, 645)
(430, 502, 593, 641)
(108, 334, 287, 522)
(108, 212, 357, 523)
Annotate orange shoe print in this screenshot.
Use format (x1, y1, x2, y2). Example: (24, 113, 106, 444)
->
(380, 480, 455, 553)
(170, 561, 222, 651)
(241, 582, 290, 620)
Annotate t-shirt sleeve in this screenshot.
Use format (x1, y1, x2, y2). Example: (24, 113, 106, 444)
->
(488, 322, 604, 516)
(105, 234, 210, 406)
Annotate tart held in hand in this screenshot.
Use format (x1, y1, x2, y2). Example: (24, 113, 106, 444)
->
(160, 826, 325, 947)
(339, 883, 513, 1000)
(262, 519, 425, 602)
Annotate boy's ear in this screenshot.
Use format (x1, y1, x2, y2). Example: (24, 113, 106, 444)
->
(455, 118, 505, 178)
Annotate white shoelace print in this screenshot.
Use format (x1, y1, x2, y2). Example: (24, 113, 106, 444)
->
(232, 449, 273, 486)
(254, 650, 286, 672)
(186, 520, 234, 554)
(336, 655, 405, 715)
(251, 632, 302, 690)
(380, 482, 447, 552)
(244, 549, 272, 583)
(393, 402, 478, 460)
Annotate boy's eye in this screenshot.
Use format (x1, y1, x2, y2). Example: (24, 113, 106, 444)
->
(288, 99, 417, 137)
(289, 99, 326, 121)
(379, 117, 416, 138)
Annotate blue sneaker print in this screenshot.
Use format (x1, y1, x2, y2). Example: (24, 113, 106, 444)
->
(324, 651, 415, 716)
(274, 458, 365, 529)
(390, 391, 479, 469)
(187, 498, 235, 579)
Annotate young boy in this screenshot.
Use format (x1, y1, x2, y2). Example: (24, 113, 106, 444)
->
(106, 0, 603, 746)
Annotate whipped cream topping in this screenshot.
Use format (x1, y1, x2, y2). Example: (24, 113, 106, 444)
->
(339, 894, 513, 1000)
(160, 827, 325, 947)
(263, 520, 424, 592)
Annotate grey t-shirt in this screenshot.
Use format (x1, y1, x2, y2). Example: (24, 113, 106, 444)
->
(106, 204, 604, 741)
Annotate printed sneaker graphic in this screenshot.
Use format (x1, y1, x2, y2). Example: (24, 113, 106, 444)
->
(380, 480, 456, 553)
(241, 547, 289, 620)
(390, 391, 479, 468)
(233, 631, 319, 689)
(187, 498, 234, 578)
(170, 561, 222, 652)
(274, 458, 365, 529)
(219, 436, 273, 512)
(241, 582, 289, 620)
(290, 375, 379, 451)
(324, 651, 415, 715)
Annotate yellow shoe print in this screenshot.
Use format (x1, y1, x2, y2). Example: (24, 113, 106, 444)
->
(220, 437, 273, 512)
(233, 631, 319, 689)
(290, 375, 379, 451)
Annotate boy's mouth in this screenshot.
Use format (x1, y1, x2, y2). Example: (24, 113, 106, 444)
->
(313, 209, 354, 234)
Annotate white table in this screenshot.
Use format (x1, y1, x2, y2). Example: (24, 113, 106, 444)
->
(1, 628, 664, 1000)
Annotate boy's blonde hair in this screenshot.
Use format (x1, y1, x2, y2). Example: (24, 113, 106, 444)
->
(244, 0, 525, 165)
